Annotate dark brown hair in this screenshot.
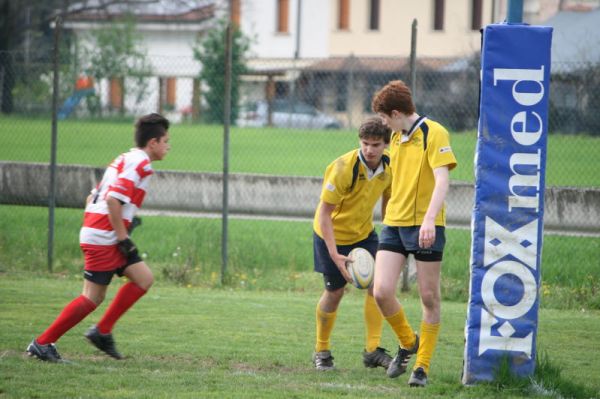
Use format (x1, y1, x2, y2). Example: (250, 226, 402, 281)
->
(371, 80, 415, 116)
(135, 113, 170, 148)
(359, 116, 391, 144)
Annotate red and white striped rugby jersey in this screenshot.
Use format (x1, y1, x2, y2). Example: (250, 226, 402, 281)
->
(80, 148, 154, 247)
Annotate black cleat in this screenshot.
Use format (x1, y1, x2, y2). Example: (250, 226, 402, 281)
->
(26, 339, 63, 362)
(408, 366, 428, 387)
(387, 334, 419, 378)
(313, 350, 335, 371)
(84, 325, 123, 359)
(363, 347, 392, 369)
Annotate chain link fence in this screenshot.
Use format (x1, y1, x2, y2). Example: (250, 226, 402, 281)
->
(1, 49, 599, 231)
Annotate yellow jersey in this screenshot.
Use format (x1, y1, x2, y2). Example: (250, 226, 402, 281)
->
(313, 149, 392, 245)
(384, 117, 457, 227)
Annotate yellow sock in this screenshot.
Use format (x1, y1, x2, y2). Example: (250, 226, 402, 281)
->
(364, 294, 384, 352)
(385, 308, 416, 349)
(315, 304, 337, 352)
(415, 321, 440, 374)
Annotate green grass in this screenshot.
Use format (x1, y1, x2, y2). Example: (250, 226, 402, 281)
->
(1, 205, 599, 397)
(1, 205, 599, 310)
(1, 116, 599, 186)
(1, 276, 599, 398)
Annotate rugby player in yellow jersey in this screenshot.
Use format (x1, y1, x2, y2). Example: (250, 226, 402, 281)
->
(312, 117, 394, 372)
(371, 80, 457, 387)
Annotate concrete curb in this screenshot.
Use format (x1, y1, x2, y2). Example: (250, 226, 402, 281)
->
(1, 161, 598, 235)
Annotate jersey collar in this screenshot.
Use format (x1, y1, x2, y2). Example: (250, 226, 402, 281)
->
(358, 150, 385, 179)
(400, 115, 427, 143)
(131, 147, 151, 161)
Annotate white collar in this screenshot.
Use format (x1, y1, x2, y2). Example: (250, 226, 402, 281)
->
(358, 151, 385, 180)
(130, 147, 150, 160)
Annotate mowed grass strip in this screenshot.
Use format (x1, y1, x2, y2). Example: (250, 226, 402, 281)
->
(1, 276, 599, 398)
(1, 205, 599, 311)
(1, 116, 599, 186)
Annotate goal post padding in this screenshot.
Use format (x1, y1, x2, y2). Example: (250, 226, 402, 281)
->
(463, 23, 553, 385)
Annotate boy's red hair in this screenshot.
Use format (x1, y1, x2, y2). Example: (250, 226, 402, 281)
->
(371, 80, 415, 116)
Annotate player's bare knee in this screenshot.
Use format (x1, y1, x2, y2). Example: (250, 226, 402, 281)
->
(145, 276, 154, 290)
(319, 288, 343, 312)
(137, 275, 154, 291)
(419, 289, 440, 311)
(373, 288, 391, 309)
(125, 262, 154, 290)
(325, 287, 344, 303)
(86, 292, 105, 306)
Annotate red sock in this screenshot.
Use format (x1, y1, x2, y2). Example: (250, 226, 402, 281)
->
(97, 282, 147, 334)
(37, 295, 97, 345)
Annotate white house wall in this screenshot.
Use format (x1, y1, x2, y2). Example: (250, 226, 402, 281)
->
(126, 77, 158, 116)
(328, 0, 494, 57)
(240, 0, 329, 58)
(72, 24, 202, 119)
(144, 30, 202, 76)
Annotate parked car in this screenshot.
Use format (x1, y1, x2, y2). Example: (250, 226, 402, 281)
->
(237, 99, 342, 129)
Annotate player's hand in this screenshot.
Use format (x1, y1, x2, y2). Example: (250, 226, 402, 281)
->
(117, 237, 139, 259)
(331, 252, 353, 283)
(419, 221, 436, 249)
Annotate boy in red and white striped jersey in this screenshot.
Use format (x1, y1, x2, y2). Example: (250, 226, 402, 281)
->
(26, 113, 171, 362)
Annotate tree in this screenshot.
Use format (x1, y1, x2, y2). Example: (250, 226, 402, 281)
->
(81, 16, 152, 116)
(0, 0, 18, 113)
(194, 19, 250, 124)
(0, 0, 181, 114)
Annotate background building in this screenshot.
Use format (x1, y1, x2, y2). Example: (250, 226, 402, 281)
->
(29, 0, 600, 129)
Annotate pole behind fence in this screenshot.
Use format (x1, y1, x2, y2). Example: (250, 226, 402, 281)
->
(409, 18, 417, 102)
(48, 16, 62, 273)
(401, 18, 418, 292)
(221, 9, 234, 284)
(507, 0, 524, 23)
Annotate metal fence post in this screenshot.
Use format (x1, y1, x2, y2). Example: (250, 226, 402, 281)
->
(221, 7, 234, 284)
(47, 16, 62, 273)
(507, 0, 524, 23)
(402, 18, 418, 292)
(346, 54, 355, 129)
(409, 18, 417, 103)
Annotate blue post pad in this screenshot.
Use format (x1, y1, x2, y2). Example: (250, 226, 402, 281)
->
(463, 23, 553, 385)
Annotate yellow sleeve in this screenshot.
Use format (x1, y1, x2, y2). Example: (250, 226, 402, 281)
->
(383, 183, 392, 200)
(320, 157, 352, 205)
(428, 127, 457, 171)
(382, 149, 392, 199)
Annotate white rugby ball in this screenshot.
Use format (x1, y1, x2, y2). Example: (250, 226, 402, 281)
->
(346, 247, 375, 289)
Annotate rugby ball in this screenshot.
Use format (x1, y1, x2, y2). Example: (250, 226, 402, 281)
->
(346, 247, 375, 289)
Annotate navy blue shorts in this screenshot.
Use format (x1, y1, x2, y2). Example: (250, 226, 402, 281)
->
(377, 225, 445, 262)
(313, 230, 378, 291)
(83, 253, 142, 286)
(83, 266, 128, 286)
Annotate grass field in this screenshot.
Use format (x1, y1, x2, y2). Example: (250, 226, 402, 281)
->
(1, 276, 599, 398)
(1, 205, 599, 312)
(1, 110, 599, 398)
(1, 116, 599, 186)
